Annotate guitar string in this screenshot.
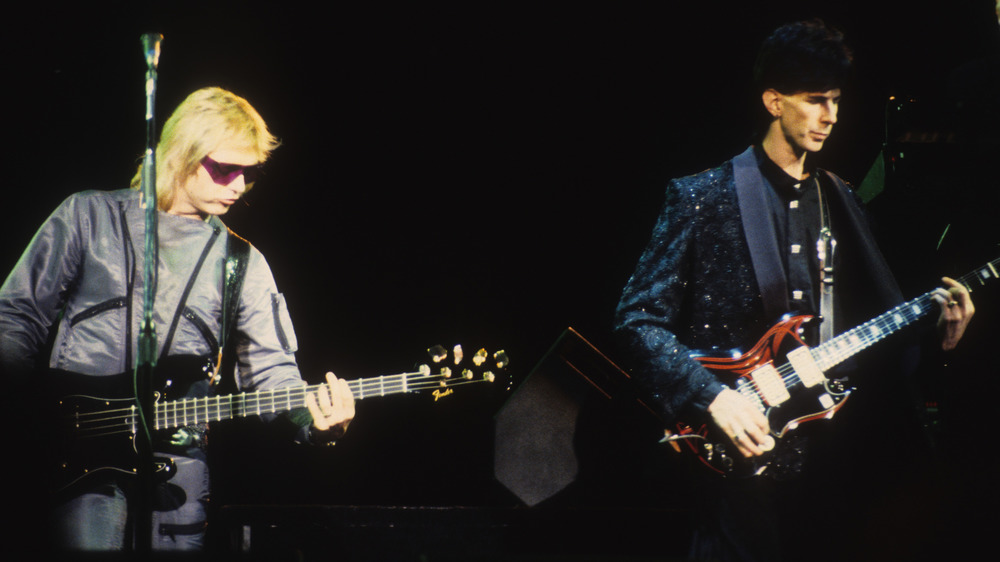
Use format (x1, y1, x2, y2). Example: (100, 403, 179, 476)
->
(67, 372, 429, 426)
(744, 268, 979, 402)
(71, 379, 479, 437)
(68, 376, 492, 437)
(70, 378, 446, 430)
(773, 296, 929, 390)
(774, 258, 993, 390)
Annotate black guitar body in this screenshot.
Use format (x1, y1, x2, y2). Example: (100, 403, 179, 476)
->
(48, 355, 215, 495)
(43, 345, 508, 494)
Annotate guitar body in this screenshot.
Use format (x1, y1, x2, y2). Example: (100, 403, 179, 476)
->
(52, 391, 179, 495)
(671, 315, 852, 478)
(664, 256, 998, 477)
(47, 346, 508, 494)
(49, 357, 214, 494)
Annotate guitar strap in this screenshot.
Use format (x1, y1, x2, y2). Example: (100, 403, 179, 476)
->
(214, 230, 251, 392)
(221, 230, 251, 349)
(817, 174, 836, 344)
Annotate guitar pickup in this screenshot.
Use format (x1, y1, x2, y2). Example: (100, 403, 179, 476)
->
(786, 346, 825, 388)
(749, 363, 790, 406)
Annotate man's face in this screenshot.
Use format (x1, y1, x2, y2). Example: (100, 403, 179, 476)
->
(169, 143, 260, 220)
(771, 89, 841, 154)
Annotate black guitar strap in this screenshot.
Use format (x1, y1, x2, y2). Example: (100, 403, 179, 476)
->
(215, 230, 251, 392)
(221, 230, 251, 349)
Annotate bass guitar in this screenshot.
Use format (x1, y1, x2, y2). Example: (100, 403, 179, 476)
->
(51, 344, 509, 493)
(662, 258, 997, 478)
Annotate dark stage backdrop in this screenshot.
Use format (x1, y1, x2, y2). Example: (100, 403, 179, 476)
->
(3, 0, 998, 555)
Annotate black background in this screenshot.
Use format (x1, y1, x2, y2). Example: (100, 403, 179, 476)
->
(4, 1, 999, 557)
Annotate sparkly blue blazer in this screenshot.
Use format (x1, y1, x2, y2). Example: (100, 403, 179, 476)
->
(614, 147, 905, 423)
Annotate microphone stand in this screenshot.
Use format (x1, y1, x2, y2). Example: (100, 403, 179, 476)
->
(134, 32, 162, 555)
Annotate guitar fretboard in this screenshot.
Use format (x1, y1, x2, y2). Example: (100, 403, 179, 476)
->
(811, 257, 998, 372)
(148, 370, 442, 431)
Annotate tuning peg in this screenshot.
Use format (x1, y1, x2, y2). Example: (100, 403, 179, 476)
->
(428, 345, 447, 363)
(483, 371, 496, 383)
(440, 366, 452, 379)
(462, 369, 474, 380)
(473, 348, 488, 367)
(417, 364, 431, 377)
(494, 350, 509, 369)
(453, 344, 464, 365)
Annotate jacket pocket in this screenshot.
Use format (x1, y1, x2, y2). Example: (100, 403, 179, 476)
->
(181, 306, 220, 359)
(270, 293, 298, 354)
(69, 297, 127, 327)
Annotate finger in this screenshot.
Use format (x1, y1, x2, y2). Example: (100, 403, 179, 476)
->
(318, 378, 334, 413)
(942, 277, 974, 310)
(727, 429, 751, 457)
(751, 409, 771, 435)
(731, 430, 763, 458)
(321, 374, 356, 427)
(727, 416, 764, 457)
(708, 389, 768, 456)
(744, 408, 774, 452)
(337, 378, 356, 415)
(735, 405, 770, 442)
(742, 430, 767, 456)
(324, 372, 342, 411)
(941, 276, 964, 292)
(305, 393, 330, 431)
(931, 288, 952, 308)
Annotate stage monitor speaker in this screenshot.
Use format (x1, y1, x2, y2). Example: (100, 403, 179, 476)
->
(493, 327, 659, 507)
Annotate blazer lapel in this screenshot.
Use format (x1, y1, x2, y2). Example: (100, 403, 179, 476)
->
(733, 146, 788, 321)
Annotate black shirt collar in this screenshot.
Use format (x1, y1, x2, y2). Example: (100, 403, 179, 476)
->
(753, 144, 816, 200)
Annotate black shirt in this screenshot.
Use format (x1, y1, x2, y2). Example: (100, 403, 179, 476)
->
(753, 145, 825, 319)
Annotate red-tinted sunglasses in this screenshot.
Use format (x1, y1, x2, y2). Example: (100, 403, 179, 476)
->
(201, 156, 263, 185)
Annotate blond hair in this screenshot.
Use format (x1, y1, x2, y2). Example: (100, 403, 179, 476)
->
(130, 87, 280, 210)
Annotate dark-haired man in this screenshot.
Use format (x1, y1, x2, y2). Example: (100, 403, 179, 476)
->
(615, 20, 972, 561)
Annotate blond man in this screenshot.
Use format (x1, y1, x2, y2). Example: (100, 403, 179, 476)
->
(0, 87, 353, 552)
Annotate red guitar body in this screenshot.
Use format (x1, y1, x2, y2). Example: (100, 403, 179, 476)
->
(662, 257, 996, 478)
(668, 315, 851, 478)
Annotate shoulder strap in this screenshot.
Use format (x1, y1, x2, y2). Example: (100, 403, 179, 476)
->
(221, 229, 251, 352)
(816, 175, 836, 343)
(213, 230, 251, 393)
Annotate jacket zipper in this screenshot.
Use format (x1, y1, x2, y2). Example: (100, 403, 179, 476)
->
(182, 307, 220, 359)
(69, 297, 127, 327)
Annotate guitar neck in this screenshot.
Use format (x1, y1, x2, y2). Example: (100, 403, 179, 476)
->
(153, 369, 432, 430)
(811, 257, 999, 372)
(811, 292, 934, 372)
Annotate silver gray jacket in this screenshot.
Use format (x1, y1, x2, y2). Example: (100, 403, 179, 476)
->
(0, 189, 304, 394)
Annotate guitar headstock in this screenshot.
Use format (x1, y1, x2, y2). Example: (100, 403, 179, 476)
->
(419, 344, 511, 400)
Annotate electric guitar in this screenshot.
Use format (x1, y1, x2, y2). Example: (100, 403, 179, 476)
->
(51, 344, 509, 493)
(662, 257, 998, 478)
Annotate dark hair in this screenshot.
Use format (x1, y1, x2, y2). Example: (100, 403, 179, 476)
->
(753, 19, 853, 94)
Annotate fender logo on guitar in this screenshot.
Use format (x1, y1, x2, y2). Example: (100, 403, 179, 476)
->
(52, 345, 510, 493)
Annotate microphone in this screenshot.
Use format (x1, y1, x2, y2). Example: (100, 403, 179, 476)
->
(141, 33, 163, 70)
(135, 29, 164, 558)
(140, 33, 163, 121)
